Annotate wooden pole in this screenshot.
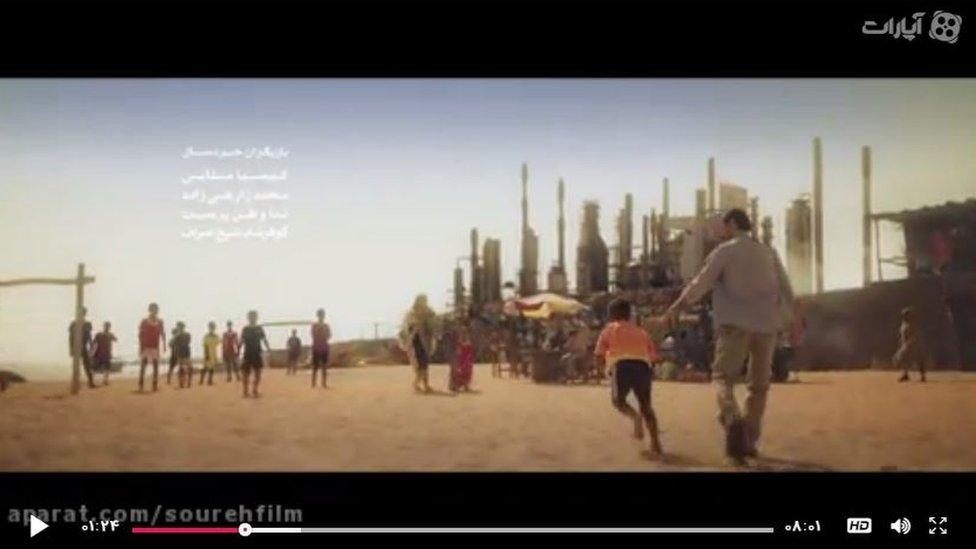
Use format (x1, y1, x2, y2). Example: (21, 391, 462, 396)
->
(71, 263, 85, 395)
(862, 146, 873, 287)
(874, 219, 883, 282)
(813, 137, 824, 294)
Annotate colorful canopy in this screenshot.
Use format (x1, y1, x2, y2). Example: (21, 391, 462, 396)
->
(505, 292, 589, 319)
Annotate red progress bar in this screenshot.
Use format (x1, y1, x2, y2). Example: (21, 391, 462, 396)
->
(132, 527, 238, 534)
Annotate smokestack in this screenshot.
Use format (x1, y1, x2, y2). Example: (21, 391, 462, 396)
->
(453, 264, 464, 312)
(577, 201, 608, 296)
(641, 214, 649, 263)
(483, 238, 502, 303)
(557, 178, 566, 271)
(695, 188, 706, 223)
(862, 146, 872, 287)
(662, 177, 670, 219)
(625, 193, 633, 252)
(649, 209, 657, 260)
(621, 193, 634, 265)
(813, 137, 824, 294)
(707, 158, 716, 213)
(749, 197, 759, 240)
(518, 162, 539, 296)
(695, 188, 707, 270)
(470, 228, 479, 272)
(470, 228, 481, 311)
(521, 162, 529, 236)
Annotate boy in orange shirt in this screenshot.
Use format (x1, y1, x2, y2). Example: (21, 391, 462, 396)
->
(595, 298, 663, 456)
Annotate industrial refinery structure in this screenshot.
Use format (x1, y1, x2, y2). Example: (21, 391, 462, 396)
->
(449, 139, 976, 370)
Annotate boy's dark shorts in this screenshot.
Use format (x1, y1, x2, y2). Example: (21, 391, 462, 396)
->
(312, 349, 330, 367)
(242, 352, 263, 371)
(93, 357, 111, 373)
(611, 359, 652, 409)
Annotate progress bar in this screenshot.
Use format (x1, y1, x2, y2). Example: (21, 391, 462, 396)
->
(250, 527, 775, 535)
(132, 524, 775, 535)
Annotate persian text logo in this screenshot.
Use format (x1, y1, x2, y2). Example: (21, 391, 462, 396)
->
(929, 11, 962, 44)
(862, 11, 962, 43)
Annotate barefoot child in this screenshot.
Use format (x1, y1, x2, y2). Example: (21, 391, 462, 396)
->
(241, 310, 271, 397)
(166, 327, 178, 385)
(406, 324, 432, 393)
(895, 306, 928, 382)
(222, 321, 241, 382)
(201, 321, 220, 385)
(68, 307, 97, 389)
(455, 328, 475, 392)
(173, 322, 192, 388)
(286, 329, 302, 375)
(594, 298, 663, 456)
(91, 321, 117, 386)
(138, 303, 166, 392)
(310, 309, 331, 388)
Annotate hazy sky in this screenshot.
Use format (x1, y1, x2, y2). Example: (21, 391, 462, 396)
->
(1, 79, 975, 371)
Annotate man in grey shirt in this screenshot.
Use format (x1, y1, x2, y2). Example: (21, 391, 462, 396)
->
(664, 209, 794, 464)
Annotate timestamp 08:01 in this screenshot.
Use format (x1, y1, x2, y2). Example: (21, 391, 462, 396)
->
(784, 520, 822, 533)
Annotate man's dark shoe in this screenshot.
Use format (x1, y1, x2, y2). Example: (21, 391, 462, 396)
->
(726, 420, 749, 460)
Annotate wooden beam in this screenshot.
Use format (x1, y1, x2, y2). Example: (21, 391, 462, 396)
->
(0, 277, 94, 287)
(260, 320, 315, 328)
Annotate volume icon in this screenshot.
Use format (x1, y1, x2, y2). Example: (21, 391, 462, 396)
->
(890, 518, 911, 535)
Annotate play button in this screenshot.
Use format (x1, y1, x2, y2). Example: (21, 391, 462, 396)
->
(29, 515, 49, 538)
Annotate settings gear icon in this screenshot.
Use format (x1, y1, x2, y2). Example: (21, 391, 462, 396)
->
(929, 11, 962, 44)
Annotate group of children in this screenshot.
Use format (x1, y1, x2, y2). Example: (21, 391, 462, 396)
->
(67, 296, 929, 462)
(136, 304, 274, 397)
(69, 304, 332, 398)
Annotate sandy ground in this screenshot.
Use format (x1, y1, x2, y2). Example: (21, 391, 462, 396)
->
(1, 365, 974, 471)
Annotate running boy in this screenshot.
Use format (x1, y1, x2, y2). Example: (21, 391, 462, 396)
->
(594, 298, 663, 456)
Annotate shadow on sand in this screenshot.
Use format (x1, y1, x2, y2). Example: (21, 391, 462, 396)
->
(416, 388, 457, 397)
(749, 454, 832, 471)
(783, 379, 833, 385)
(645, 451, 709, 468)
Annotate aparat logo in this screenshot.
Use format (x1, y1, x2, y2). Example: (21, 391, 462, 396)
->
(862, 11, 962, 43)
(929, 11, 963, 43)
